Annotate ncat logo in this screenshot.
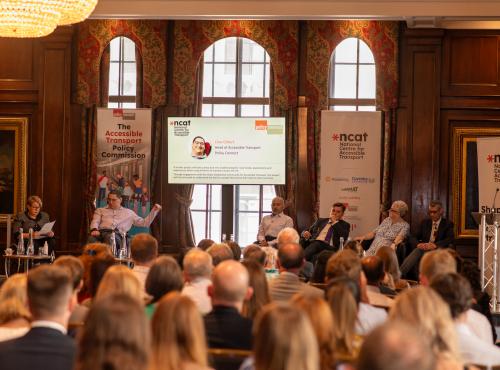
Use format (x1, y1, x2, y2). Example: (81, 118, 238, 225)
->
(487, 154, 500, 163)
(332, 132, 368, 142)
(169, 120, 191, 126)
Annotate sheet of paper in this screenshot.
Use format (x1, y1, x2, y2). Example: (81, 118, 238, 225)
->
(35, 221, 55, 239)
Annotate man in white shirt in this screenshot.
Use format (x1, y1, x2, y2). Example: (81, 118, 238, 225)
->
(182, 249, 213, 314)
(130, 233, 158, 292)
(257, 197, 293, 247)
(89, 190, 161, 245)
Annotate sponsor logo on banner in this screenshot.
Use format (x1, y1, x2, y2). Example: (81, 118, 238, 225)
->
(340, 186, 359, 193)
(169, 119, 191, 137)
(347, 205, 359, 212)
(255, 120, 268, 130)
(332, 177, 349, 182)
(267, 125, 283, 135)
(113, 109, 123, 117)
(123, 112, 136, 120)
(352, 176, 376, 184)
(331, 131, 369, 160)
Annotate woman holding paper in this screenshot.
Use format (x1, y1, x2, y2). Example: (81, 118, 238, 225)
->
(12, 195, 55, 254)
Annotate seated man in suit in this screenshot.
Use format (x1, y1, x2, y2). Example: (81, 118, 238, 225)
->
(0, 265, 76, 370)
(256, 196, 293, 247)
(400, 200, 454, 279)
(204, 260, 253, 350)
(301, 202, 350, 261)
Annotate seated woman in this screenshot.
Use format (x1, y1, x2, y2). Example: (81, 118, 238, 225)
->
(12, 195, 55, 254)
(355, 200, 410, 257)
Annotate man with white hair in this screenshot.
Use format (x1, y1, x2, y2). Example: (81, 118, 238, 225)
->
(257, 196, 293, 248)
(204, 260, 254, 349)
(182, 249, 213, 314)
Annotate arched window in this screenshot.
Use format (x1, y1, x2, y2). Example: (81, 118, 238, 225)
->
(191, 37, 276, 245)
(108, 36, 137, 108)
(328, 38, 376, 111)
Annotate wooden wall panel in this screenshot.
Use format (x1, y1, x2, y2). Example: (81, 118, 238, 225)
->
(0, 38, 36, 91)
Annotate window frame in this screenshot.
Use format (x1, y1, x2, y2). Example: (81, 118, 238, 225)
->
(108, 36, 138, 108)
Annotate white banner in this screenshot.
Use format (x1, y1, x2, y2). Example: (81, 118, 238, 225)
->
(477, 137, 500, 214)
(96, 108, 152, 228)
(319, 111, 381, 236)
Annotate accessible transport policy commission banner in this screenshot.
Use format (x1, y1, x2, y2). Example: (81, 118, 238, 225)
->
(319, 111, 381, 237)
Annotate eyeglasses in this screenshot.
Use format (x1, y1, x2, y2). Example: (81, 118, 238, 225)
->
(193, 141, 205, 146)
(389, 209, 399, 214)
(428, 210, 439, 214)
(107, 197, 120, 202)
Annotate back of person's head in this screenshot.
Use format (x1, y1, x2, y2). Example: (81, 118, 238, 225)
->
(357, 322, 436, 370)
(241, 259, 270, 319)
(150, 292, 207, 370)
(207, 243, 234, 266)
(80, 243, 112, 293)
(130, 233, 158, 265)
(458, 259, 482, 294)
(361, 256, 385, 285)
(276, 227, 300, 245)
(430, 273, 472, 319)
(54, 255, 84, 291)
(76, 293, 150, 370)
(243, 245, 266, 266)
(376, 246, 401, 282)
(310, 250, 334, 283)
(96, 265, 142, 302)
(253, 303, 319, 370)
(211, 260, 250, 304)
(389, 286, 459, 359)
(0, 274, 30, 324)
(27, 265, 73, 320)
(291, 294, 335, 369)
(226, 241, 242, 261)
(88, 254, 115, 298)
(344, 240, 364, 258)
(183, 249, 213, 280)
(325, 249, 361, 282)
(419, 249, 456, 285)
(197, 238, 215, 251)
(277, 243, 304, 270)
(145, 256, 183, 303)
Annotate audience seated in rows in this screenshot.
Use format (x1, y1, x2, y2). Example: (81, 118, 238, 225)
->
(361, 256, 395, 307)
(130, 233, 158, 293)
(95, 265, 143, 304)
(207, 243, 234, 266)
(242, 245, 266, 266)
(241, 259, 271, 319)
(181, 249, 213, 315)
(0, 274, 30, 342)
(375, 246, 409, 290)
(227, 241, 242, 261)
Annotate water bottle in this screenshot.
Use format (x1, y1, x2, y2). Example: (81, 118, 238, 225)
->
(27, 228, 35, 256)
(221, 233, 226, 242)
(43, 241, 49, 256)
(339, 237, 345, 250)
(121, 231, 129, 258)
(110, 231, 117, 257)
(17, 228, 25, 255)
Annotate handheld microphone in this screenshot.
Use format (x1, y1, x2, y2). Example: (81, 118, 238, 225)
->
(492, 188, 500, 214)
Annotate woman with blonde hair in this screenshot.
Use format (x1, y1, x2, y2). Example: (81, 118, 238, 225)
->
(241, 259, 270, 319)
(150, 292, 211, 370)
(0, 274, 31, 341)
(95, 265, 143, 302)
(291, 294, 335, 370)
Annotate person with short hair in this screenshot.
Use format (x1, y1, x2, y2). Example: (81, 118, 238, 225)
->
(301, 203, 350, 261)
(243, 245, 266, 266)
(197, 238, 215, 251)
(0, 265, 76, 370)
(0, 274, 31, 342)
(182, 249, 213, 315)
(130, 233, 158, 290)
(226, 241, 242, 260)
(207, 243, 233, 266)
(204, 260, 254, 350)
(257, 196, 294, 247)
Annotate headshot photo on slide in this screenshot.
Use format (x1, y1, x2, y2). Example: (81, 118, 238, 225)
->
(191, 136, 211, 159)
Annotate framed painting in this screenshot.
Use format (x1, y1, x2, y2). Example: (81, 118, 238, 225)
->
(0, 117, 28, 221)
(452, 127, 500, 238)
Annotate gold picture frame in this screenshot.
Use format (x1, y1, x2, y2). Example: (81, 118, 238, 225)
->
(452, 127, 500, 238)
(0, 117, 28, 221)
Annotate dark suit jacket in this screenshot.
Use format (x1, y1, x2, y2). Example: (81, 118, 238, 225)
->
(0, 327, 76, 370)
(301, 218, 350, 249)
(412, 218, 454, 248)
(204, 305, 253, 350)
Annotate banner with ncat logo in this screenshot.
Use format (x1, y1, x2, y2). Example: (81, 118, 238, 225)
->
(320, 111, 381, 237)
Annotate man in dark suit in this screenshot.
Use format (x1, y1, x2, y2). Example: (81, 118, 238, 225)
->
(301, 202, 350, 261)
(0, 265, 76, 370)
(400, 200, 454, 279)
(204, 260, 253, 350)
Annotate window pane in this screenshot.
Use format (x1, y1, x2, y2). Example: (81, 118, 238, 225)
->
(108, 102, 118, 108)
(110, 38, 120, 61)
(358, 65, 376, 99)
(123, 63, 137, 96)
(333, 105, 356, 111)
(238, 185, 260, 211)
(264, 63, 270, 98)
(209, 211, 222, 241)
(262, 186, 276, 212)
(359, 40, 375, 63)
(213, 64, 236, 97)
(334, 38, 358, 63)
(264, 105, 270, 116)
(122, 102, 136, 108)
(241, 105, 264, 117)
(237, 212, 260, 246)
(191, 211, 206, 245)
(334, 65, 357, 98)
(204, 44, 214, 62)
(358, 106, 376, 111)
(203, 64, 213, 97)
(108, 62, 119, 95)
(214, 37, 236, 62)
(123, 38, 136, 62)
(191, 185, 207, 210)
(241, 64, 264, 97)
(210, 185, 222, 211)
(202, 104, 212, 117)
(242, 38, 265, 63)
(213, 104, 235, 116)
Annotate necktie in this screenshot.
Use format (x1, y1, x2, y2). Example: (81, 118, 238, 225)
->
(430, 222, 437, 243)
(324, 223, 334, 245)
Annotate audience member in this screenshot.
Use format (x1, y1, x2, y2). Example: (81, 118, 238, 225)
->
(197, 239, 215, 251)
(95, 264, 142, 303)
(75, 294, 149, 370)
(325, 249, 387, 335)
(375, 246, 408, 290)
(430, 273, 500, 367)
(243, 245, 266, 266)
(130, 233, 158, 290)
(361, 256, 394, 308)
(0, 274, 30, 342)
(204, 260, 253, 350)
(291, 294, 336, 370)
(257, 197, 293, 247)
(276, 226, 300, 245)
(78, 243, 112, 302)
(145, 256, 183, 317)
(0, 265, 76, 370)
(227, 241, 242, 261)
(82, 254, 115, 307)
(357, 322, 436, 370)
(241, 259, 270, 319)
(344, 240, 364, 258)
(310, 250, 334, 284)
(182, 249, 213, 315)
(240, 303, 319, 370)
(151, 292, 211, 370)
(207, 243, 233, 266)
(268, 243, 323, 301)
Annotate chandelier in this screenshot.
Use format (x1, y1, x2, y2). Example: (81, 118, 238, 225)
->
(0, 0, 98, 38)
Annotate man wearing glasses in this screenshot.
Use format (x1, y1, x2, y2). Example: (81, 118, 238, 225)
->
(88, 190, 162, 245)
(192, 136, 208, 159)
(400, 200, 454, 279)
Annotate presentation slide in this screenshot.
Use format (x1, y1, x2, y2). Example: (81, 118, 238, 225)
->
(167, 117, 286, 184)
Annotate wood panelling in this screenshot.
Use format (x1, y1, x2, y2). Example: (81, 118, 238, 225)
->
(0, 39, 35, 86)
